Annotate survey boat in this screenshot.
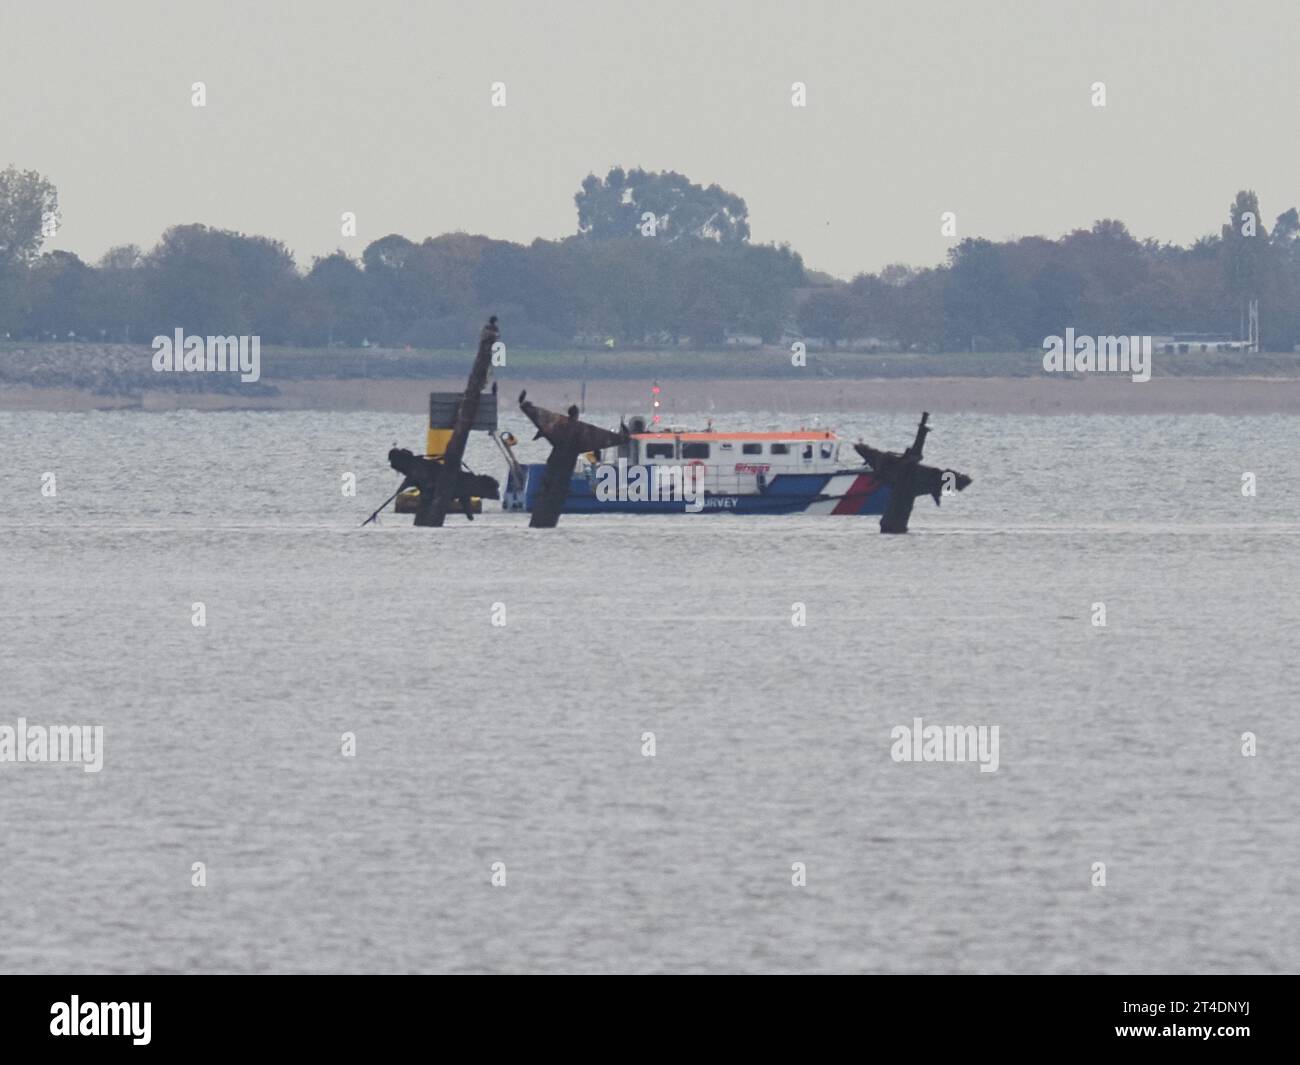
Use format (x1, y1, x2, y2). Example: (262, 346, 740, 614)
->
(498, 418, 890, 515)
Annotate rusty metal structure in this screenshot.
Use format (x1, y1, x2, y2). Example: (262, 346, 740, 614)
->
(362, 315, 502, 527)
(422, 316, 501, 526)
(385, 446, 499, 523)
(517, 391, 626, 528)
(853, 412, 972, 533)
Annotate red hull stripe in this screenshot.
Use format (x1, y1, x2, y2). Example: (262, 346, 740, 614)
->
(831, 473, 877, 515)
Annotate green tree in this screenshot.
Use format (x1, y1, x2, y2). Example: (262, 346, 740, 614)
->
(0, 165, 58, 266)
(576, 167, 750, 242)
(145, 224, 298, 340)
(24, 250, 92, 338)
(943, 238, 1019, 350)
(797, 285, 854, 346)
(1221, 190, 1270, 339)
(0, 166, 59, 333)
(303, 251, 381, 345)
(86, 244, 147, 341)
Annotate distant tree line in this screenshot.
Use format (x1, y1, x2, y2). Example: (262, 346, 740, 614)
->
(1, 164, 1298, 352)
(797, 193, 1300, 353)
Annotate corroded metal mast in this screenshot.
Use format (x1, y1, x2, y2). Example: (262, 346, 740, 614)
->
(853, 412, 972, 533)
(424, 316, 499, 527)
(518, 391, 626, 528)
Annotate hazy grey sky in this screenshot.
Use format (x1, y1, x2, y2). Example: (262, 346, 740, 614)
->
(3, 0, 1297, 278)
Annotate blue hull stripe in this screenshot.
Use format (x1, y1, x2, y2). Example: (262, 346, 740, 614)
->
(512, 466, 890, 515)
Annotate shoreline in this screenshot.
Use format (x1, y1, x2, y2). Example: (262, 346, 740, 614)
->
(4, 375, 1300, 414)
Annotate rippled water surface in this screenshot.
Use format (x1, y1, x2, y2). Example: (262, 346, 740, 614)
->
(0, 409, 1297, 973)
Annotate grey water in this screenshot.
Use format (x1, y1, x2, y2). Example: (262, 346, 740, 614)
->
(0, 408, 1297, 974)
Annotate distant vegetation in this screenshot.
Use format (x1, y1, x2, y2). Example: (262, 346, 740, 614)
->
(2, 164, 1299, 352)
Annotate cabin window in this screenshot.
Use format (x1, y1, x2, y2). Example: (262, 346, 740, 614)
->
(645, 443, 674, 459)
(802, 445, 813, 459)
(770, 443, 790, 455)
(742, 443, 762, 455)
(820, 443, 834, 459)
(681, 443, 710, 459)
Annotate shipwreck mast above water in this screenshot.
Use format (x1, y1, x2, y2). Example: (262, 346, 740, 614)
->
(423, 316, 500, 527)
